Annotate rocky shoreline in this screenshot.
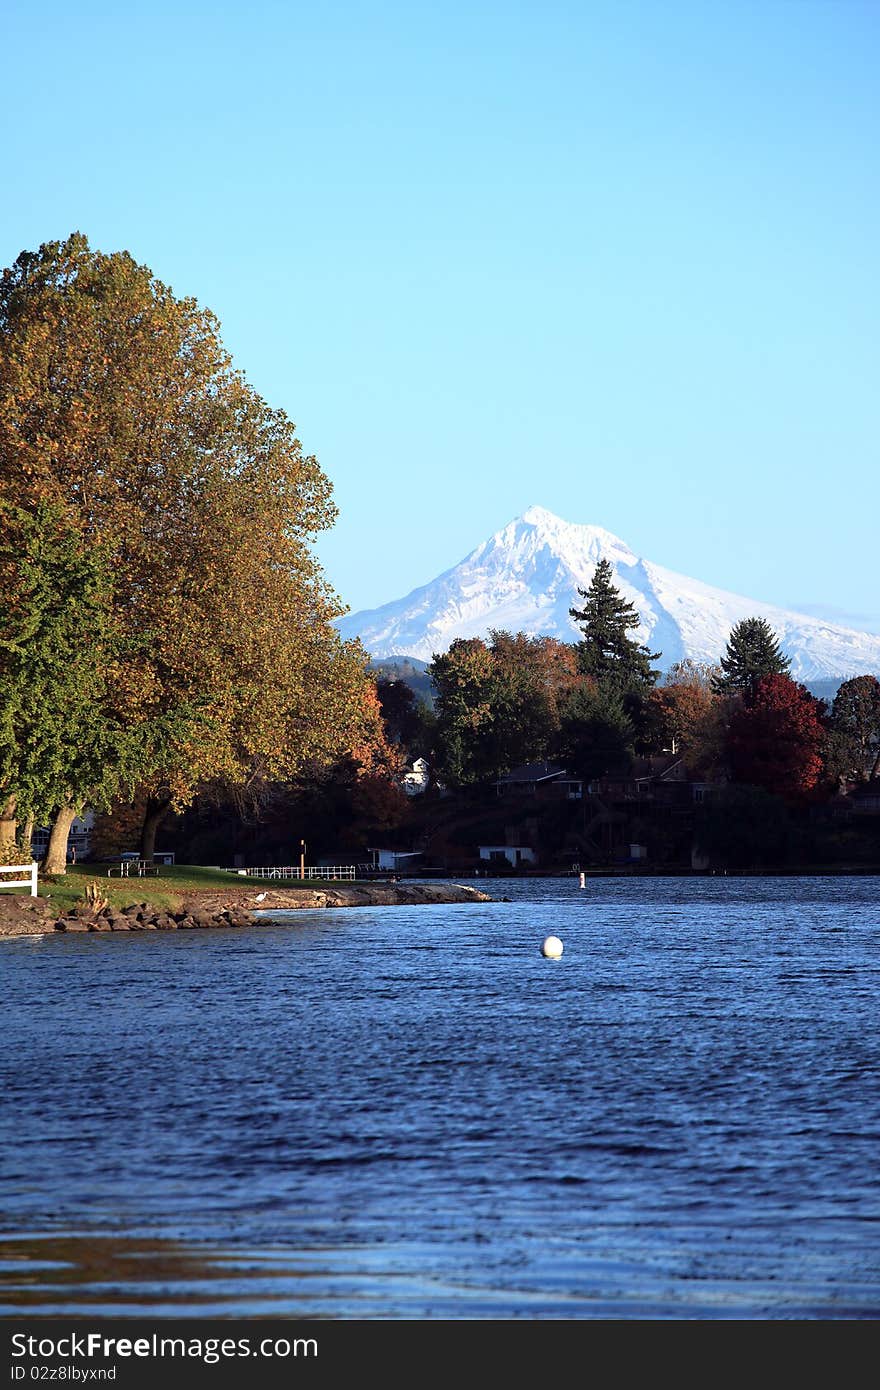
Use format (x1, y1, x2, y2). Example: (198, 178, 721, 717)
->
(0, 882, 492, 937)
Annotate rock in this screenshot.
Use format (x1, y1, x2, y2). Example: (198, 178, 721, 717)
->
(109, 919, 131, 931)
(153, 915, 177, 930)
(230, 911, 255, 928)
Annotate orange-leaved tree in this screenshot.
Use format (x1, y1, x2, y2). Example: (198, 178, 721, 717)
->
(0, 233, 377, 870)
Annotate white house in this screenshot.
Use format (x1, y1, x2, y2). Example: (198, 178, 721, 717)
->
(401, 757, 430, 796)
(478, 844, 537, 868)
(367, 848, 424, 872)
(31, 809, 95, 862)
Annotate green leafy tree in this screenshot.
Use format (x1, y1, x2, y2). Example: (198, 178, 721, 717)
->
(429, 633, 568, 787)
(375, 677, 436, 762)
(556, 684, 634, 781)
(428, 639, 496, 787)
(0, 501, 168, 865)
(825, 675, 880, 785)
(713, 617, 791, 696)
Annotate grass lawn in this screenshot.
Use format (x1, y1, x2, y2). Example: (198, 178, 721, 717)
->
(1, 863, 353, 916)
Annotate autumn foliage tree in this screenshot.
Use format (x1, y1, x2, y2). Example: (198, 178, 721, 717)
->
(646, 671, 717, 759)
(429, 632, 585, 787)
(0, 233, 379, 869)
(726, 674, 827, 802)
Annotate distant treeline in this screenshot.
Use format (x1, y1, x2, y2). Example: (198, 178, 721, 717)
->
(372, 563, 880, 806)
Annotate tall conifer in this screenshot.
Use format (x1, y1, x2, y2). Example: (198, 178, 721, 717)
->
(714, 618, 790, 696)
(569, 558, 660, 692)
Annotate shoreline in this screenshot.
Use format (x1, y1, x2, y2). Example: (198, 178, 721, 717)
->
(0, 881, 493, 938)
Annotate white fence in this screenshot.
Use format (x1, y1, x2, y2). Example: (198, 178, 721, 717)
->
(0, 861, 39, 897)
(229, 865, 358, 881)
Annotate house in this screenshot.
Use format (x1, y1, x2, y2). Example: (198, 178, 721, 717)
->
(496, 761, 584, 799)
(590, 755, 687, 804)
(401, 757, 430, 796)
(31, 809, 95, 862)
(478, 844, 537, 868)
(366, 848, 425, 872)
(851, 787, 880, 815)
(830, 784, 880, 819)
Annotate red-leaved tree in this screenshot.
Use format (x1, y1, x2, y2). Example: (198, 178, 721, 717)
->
(726, 674, 827, 802)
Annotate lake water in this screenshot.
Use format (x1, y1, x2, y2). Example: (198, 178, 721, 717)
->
(2, 875, 879, 1319)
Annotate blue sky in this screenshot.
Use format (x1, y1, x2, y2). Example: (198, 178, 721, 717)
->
(3, 1, 878, 627)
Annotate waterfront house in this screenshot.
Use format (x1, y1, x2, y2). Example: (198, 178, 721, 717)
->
(495, 761, 584, 799)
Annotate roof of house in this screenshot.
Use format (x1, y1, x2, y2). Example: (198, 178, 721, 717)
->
(496, 761, 568, 784)
(600, 756, 686, 783)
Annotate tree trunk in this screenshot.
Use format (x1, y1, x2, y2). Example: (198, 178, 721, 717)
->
(44, 804, 79, 875)
(18, 816, 35, 858)
(0, 794, 18, 858)
(140, 792, 172, 862)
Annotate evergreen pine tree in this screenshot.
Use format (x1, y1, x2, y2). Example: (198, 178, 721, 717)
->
(569, 558, 661, 692)
(713, 617, 791, 696)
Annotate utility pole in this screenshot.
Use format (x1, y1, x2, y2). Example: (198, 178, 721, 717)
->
(300, 839, 306, 879)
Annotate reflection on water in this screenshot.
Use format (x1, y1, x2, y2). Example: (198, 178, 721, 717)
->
(0, 1234, 239, 1312)
(3, 876, 880, 1319)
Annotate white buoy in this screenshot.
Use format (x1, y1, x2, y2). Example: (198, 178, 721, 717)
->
(579, 872, 586, 889)
(541, 935, 564, 959)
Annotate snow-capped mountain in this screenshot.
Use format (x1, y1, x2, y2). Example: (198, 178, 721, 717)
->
(337, 505, 880, 682)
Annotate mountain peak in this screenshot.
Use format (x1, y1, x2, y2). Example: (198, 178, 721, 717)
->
(519, 503, 563, 526)
(496, 507, 637, 567)
(336, 508, 880, 680)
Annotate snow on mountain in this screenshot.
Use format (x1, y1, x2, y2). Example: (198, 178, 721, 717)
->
(337, 504, 880, 682)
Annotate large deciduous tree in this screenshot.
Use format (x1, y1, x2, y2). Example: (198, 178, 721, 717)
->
(726, 673, 826, 802)
(825, 675, 880, 786)
(429, 638, 514, 787)
(557, 682, 634, 780)
(375, 676, 436, 762)
(643, 660, 722, 763)
(0, 232, 376, 870)
(0, 499, 168, 864)
(428, 632, 583, 787)
(713, 617, 791, 696)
